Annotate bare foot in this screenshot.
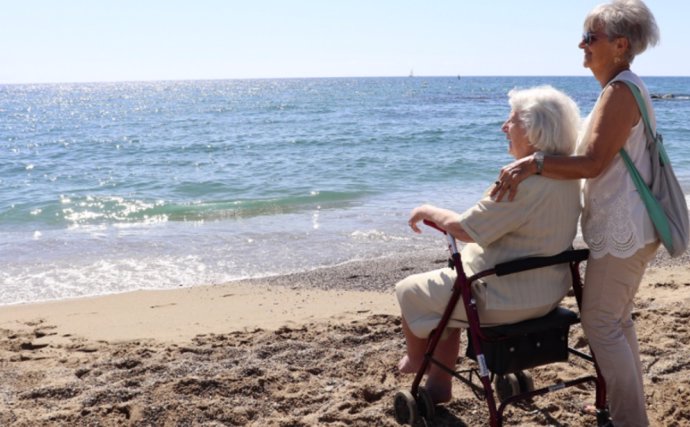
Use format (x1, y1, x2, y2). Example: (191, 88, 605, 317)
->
(397, 355, 421, 374)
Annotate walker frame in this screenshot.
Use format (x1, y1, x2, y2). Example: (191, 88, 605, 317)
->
(392, 220, 610, 426)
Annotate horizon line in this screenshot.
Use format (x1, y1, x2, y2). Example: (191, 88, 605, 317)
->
(2, 74, 689, 86)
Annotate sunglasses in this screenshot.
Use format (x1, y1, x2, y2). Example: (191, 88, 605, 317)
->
(582, 31, 616, 46)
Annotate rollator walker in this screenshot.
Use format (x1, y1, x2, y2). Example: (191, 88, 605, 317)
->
(393, 220, 610, 426)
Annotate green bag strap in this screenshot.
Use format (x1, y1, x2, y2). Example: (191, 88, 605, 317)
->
(618, 80, 655, 140)
(618, 79, 671, 165)
(619, 149, 673, 249)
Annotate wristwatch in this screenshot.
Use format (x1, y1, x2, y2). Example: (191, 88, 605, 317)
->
(534, 151, 544, 175)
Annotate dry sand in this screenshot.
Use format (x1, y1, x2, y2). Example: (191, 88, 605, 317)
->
(1, 248, 689, 426)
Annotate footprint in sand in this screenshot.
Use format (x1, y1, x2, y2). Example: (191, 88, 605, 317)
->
(150, 303, 177, 309)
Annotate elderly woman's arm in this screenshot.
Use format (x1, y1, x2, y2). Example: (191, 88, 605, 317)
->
(408, 204, 475, 243)
(492, 83, 640, 201)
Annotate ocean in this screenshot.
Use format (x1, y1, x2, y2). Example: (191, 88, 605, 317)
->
(2, 76, 689, 305)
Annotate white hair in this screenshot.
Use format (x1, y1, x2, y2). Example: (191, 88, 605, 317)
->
(584, 0, 660, 62)
(508, 85, 581, 156)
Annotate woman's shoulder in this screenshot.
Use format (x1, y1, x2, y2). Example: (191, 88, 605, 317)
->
(607, 71, 648, 104)
(523, 175, 579, 189)
(611, 69, 642, 86)
(520, 176, 580, 199)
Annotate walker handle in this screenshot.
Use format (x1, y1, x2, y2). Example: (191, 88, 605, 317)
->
(423, 219, 447, 234)
(423, 220, 459, 257)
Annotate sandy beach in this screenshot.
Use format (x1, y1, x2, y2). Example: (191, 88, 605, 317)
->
(1, 248, 689, 426)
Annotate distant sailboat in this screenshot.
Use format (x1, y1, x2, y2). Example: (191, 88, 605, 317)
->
(409, 69, 414, 78)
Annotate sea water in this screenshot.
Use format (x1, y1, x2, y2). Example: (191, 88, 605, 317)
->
(1, 76, 689, 305)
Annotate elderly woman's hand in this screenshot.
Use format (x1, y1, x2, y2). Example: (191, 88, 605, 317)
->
(408, 205, 430, 234)
(490, 155, 536, 201)
(407, 204, 474, 242)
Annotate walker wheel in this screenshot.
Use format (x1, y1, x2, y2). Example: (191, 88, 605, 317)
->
(494, 373, 521, 403)
(516, 370, 535, 392)
(417, 386, 436, 421)
(596, 408, 612, 426)
(393, 390, 419, 425)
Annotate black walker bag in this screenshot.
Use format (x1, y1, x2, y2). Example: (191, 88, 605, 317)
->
(465, 307, 578, 376)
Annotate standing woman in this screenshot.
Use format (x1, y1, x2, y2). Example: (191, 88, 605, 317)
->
(492, 1, 660, 426)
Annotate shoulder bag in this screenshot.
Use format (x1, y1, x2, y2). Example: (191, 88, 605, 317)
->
(618, 80, 689, 258)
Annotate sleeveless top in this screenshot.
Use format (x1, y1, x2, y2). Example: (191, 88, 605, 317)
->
(578, 70, 657, 259)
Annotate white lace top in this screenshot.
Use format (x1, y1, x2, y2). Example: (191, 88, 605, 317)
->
(578, 70, 658, 259)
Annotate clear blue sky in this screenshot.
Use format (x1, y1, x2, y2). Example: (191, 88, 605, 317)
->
(1, 0, 687, 84)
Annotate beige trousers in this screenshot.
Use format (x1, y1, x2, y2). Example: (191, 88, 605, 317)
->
(395, 268, 560, 339)
(581, 242, 659, 427)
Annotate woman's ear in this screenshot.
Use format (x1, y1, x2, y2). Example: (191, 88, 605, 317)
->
(615, 36, 630, 59)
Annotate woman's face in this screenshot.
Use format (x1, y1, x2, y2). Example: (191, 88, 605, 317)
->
(578, 24, 621, 72)
(501, 110, 535, 159)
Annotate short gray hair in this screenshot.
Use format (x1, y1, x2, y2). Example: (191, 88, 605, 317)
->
(508, 86, 581, 156)
(584, 0, 660, 62)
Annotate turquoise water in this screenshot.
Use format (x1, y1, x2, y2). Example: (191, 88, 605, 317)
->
(1, 76, 689, 305)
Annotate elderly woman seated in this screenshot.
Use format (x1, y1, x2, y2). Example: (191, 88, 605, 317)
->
(396, 85, 582, 403)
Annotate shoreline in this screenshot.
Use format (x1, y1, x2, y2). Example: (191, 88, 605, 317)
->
(1, 246, 688, 342)
(2, 240, 687, 310)
(0, 249, 447, 343)
(1, 248, 689, 426)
